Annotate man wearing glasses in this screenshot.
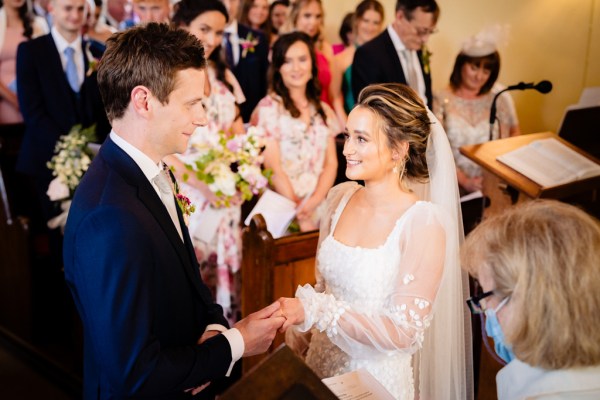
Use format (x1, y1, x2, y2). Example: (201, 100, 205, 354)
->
(352, 0, 439, 106)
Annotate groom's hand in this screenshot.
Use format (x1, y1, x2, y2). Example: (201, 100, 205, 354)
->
(234, 302, 285, 357)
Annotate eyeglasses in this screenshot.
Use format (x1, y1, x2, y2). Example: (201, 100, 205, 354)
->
(466, 289, 494, 315)
(408, 21, 438, 38)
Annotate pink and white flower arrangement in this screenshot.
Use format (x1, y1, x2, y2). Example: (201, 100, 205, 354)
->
(185, 127, 270, 207)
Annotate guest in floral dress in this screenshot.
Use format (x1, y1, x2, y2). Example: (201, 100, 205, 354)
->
(166, 0, 246, 324)
(251, 31, 339, 232)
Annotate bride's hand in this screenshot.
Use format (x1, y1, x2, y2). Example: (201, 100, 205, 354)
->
(277, 297, 305, 332)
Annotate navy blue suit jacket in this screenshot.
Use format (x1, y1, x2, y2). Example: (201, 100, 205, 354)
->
(63, 137, 232, 399)
(15, 34, 110, 185)
(352, 29, 433, 107)
(231, 24, 269, 123)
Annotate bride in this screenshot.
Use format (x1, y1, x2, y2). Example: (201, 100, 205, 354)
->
(278, 83, 472, 399)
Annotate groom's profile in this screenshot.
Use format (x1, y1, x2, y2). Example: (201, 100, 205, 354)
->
(63, 23, 284, 399)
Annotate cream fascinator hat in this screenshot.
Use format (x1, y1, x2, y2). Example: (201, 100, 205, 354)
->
(461, 24, 510, 57)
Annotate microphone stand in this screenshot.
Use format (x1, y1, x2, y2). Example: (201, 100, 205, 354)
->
(489, 88, 510, 141)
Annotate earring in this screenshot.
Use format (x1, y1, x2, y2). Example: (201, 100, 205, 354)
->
(395, 156, 407, 181)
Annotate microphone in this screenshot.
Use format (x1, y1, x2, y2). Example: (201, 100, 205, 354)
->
(489, 80, 553, 140)
(504, 80, 553, 93)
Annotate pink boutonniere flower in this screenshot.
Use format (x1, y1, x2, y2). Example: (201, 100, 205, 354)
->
(165, 165, 196, 225)
(240, 32, 259, 59)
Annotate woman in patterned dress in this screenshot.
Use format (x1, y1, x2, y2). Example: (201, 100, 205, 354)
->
(251, 31, 339, 232)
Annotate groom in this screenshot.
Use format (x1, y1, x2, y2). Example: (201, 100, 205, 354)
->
(63, 23, 284, 399)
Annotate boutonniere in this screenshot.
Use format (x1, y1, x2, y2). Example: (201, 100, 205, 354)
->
(165, 165, 196, 224)
(240, 32, 259, 59)
(85, 42, 101, 77)
(421, 45, 432, 75)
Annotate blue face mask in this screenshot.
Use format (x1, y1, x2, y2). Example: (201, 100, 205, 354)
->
(485, 296, 515, 363)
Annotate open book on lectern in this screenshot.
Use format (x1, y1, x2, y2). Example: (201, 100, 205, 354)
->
(496, 138, 600, 188)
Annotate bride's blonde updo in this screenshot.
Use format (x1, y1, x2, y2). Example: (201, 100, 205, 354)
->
(356, 83, 430, 181)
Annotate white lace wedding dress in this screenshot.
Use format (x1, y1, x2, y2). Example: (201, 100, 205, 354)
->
(292, 181, 455, 399)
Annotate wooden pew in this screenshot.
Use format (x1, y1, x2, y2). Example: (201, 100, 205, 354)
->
(241, 214, 319, 372)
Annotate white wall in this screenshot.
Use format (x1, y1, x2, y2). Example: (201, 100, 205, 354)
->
(321, 0, 600, 134)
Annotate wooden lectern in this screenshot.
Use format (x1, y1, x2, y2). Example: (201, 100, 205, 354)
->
(219, 345, 338, 400)
(460, 132, 600, 218)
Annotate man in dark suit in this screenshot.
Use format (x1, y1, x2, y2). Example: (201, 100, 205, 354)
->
(63, 23, 284, 399)
(221, 0, 269, 122)
(16, 0, 110, 266)
(352, 0, 440, 107)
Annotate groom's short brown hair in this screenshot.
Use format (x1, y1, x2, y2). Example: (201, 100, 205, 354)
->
(98, 23, 206, 122)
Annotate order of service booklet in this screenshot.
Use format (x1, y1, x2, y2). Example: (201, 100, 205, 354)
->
(322, 369, 395, 400)
(244, 189, 297, 238)
(496, 138, 600, 188)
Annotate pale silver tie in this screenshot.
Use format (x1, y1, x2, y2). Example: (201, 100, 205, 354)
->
(402, 50, 419, 92)
(64, 47, 80, 93)
(153, 170, 183, 240)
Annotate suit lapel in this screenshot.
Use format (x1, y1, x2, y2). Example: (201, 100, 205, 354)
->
(43, 34, 73, 101)
(100, 138, 208, 298)
(382, 31, 406, 84)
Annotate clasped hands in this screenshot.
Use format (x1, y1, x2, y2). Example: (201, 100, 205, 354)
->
(234, 298, 305, 356)
(185, 299, 305, 395)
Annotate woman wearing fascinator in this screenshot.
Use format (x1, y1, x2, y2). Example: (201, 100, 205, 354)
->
(433, 25, 520, 196)
(277, 83, 473, 400)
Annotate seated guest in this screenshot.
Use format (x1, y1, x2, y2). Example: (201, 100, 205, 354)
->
(433, 26, 520, 195)
(462, 200, 600, 399)
(168, 0, 246, 324)
(251, 32, 338, 232)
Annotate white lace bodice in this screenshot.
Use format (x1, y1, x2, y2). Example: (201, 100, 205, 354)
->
(297, 182, 452, 399)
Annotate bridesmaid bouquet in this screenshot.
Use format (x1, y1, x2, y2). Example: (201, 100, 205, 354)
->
(46, 124, 97, 230)
(185, 127, 270, 207)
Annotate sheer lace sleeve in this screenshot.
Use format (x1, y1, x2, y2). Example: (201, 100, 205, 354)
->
(296, 202, 451, 359)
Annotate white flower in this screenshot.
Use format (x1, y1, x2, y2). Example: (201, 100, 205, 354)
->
(209, 163, 237, 196)
(238, 164, 263, 186)
(47, 177, 70, 201)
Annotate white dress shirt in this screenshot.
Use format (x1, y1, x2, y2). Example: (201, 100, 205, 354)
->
(51, 26, 84, 88)
(224, 20, 240, 66)
(110, 131, 244, 375)
(387, 24, 427, 106)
